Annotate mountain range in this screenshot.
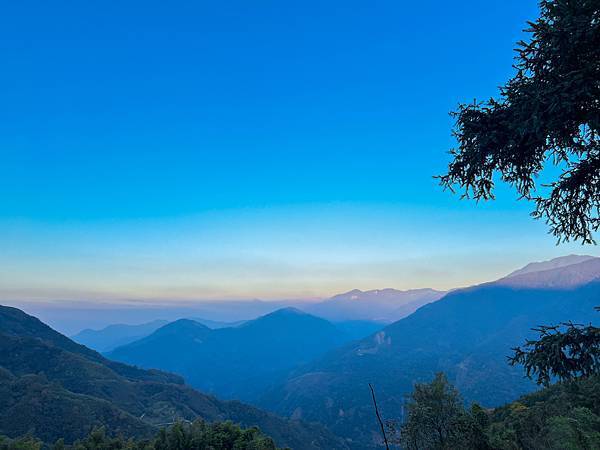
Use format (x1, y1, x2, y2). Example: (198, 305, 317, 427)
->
(0, 305, 347, 449)
(3, 255, 599, 449)
(301, 287, 446, 322)
(257, 256, 600, 448)
(505, 254, 596, 278)
(69, 287, 442, 354)
(108, 308, 366, 401)
(496, 255, 600, 289)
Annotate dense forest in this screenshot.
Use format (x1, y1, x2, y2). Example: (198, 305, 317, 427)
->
(0, 421, 282, 450)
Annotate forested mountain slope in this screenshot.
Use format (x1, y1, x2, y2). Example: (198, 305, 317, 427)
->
(259, 259, 600, 448)
(0, 305, 348, 449)
(109, 308, 350, 401)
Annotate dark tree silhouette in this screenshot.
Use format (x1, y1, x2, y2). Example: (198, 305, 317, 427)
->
(440, 0, 600, 243)
(509, 310, 600, 386)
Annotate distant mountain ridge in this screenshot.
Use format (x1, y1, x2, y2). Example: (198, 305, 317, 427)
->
(496, 256, 600, 289)
(506, 254, 597, 278)
(109, 307, 356, 402)
(0, 304, 348, 449)
(72, 318, 246, 353)
(72, 320, 169, 353)
(303, 287, 445, 322)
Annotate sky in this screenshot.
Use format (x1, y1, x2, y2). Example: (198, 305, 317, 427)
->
(1, 0, 597, 303)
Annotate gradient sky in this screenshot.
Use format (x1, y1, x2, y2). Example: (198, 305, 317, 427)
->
(1, 0, 597, 302)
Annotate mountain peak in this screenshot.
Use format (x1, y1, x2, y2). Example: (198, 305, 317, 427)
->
(270, 306, 308, 316)
(154, 318, 211, 334)
(236, 307, 337, 336)
(248, 307, 316, 324)
(506, 255, 597, 278)
(118, 318, 212, 346)
(498, 256, 600, 289)
(305, 288, 446, 322)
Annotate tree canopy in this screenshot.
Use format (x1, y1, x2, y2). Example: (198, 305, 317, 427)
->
(509, 309, 600, 386)
(393, 373, 600, 449)
(440, 0, 600, 243)
(0, 421, 281, 450)
(392, 373, 488, 450)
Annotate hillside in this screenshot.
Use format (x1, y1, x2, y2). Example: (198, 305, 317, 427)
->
(485, 375, 600, 449)
(0, 305, 348, 449)
(109, 308, 351, 401)
(258, 258, 600, 448)
(0, 367, 155, 443)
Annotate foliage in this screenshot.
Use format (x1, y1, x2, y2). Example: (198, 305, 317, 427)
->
(440, 0, 600, 243)
(394, 373, 600, 450)
(486, 375, 600, 450)
(509, 313, 600, 386)
(1, 421, 282, 450)
(390, 373, 489, 450)
(0, 435, 42, 450)
(152, 421, 279, 450)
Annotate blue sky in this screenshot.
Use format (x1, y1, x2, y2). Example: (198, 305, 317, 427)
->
(1, 0, 595, 301)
